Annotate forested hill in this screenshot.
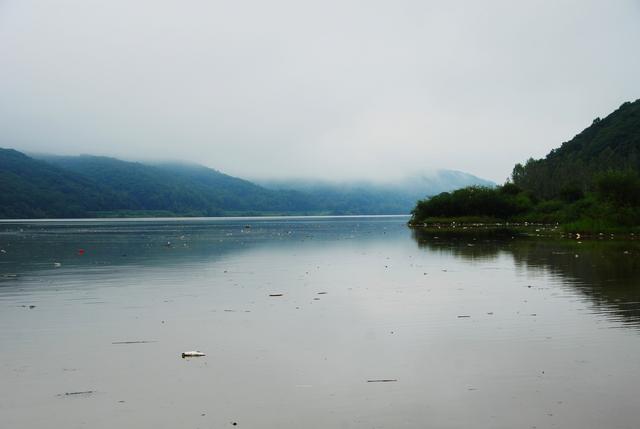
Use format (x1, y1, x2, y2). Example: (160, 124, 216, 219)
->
(512, 99, 640, 198)
(36, 154, 312, 216)
(0, 149, 127, 218)
(1, 149, 493, 218)
(410, 99, 640, 231)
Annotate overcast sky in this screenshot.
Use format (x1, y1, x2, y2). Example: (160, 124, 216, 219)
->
(1, 1, 639, 183)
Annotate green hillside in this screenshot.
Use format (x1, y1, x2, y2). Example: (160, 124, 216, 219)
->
(411, 99, 640, 231)
(36, 155, 311, 216)
(0, 149, 127, 218)
(512, 99, 640, 198)
(1, 149, 494, 219)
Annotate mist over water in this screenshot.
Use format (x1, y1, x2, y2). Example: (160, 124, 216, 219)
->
(1, 217, 639, 428)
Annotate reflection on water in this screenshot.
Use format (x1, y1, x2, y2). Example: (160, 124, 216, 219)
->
(412, 229, 640, 327)
(1, 217, 640, 429)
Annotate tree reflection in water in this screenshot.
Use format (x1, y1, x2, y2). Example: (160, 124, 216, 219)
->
(412, 229, 640, 327)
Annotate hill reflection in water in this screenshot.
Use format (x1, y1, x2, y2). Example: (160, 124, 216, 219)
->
(412, 229, 640, 327)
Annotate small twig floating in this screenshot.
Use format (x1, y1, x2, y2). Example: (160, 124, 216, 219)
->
(60, 390, 94, 396)
(182, 351, 206, 358)
(367, 379, 397, 383)
(112, 340, 157, 344)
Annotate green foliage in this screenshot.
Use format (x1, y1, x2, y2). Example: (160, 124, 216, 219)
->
(499, 182, 523, 196)
(595, 170, 640, 207)
(559, 184, 585, 203)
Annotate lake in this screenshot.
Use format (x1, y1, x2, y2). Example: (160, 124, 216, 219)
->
(1, 216, 639, 429)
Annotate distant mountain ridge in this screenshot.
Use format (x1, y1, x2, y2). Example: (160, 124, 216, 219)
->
(34, 154, 310, 215)
(0, 148, 494, 218)
(259, 171, 494, 215)
(259, 170, 494, 195)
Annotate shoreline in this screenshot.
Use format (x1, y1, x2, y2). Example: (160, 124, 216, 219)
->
(408, 220, 639, 239)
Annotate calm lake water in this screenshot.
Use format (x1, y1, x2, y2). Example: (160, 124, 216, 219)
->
(1, 216, 639, 429)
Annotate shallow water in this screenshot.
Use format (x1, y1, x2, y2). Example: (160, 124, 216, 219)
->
(1, 216, 639, 429)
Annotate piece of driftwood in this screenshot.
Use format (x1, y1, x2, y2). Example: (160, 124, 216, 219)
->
(182, 351, 206, 358)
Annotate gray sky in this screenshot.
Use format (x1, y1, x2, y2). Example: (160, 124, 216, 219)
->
(1, 0, 639, 183)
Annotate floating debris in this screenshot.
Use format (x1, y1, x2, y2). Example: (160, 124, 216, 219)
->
(367, 379, 397, 383)
(112, 340, 157, 344)
(182, 351, 206, 358)
(457, 315, 471, 318)
(60, 390, 94, 396)
(53, 262, 62, 268)
(269, 294, 283, 297)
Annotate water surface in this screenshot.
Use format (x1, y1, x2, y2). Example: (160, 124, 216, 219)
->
(1, 217, 639, 428)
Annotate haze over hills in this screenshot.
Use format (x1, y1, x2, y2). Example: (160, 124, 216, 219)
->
(258, 171, 495, 216)
(34, 154, 310, 216)
(0, 148, 494, 219)
(259, 170, 494, 196)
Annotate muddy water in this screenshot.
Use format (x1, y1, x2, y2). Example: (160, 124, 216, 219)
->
(1, 217, 639, 428)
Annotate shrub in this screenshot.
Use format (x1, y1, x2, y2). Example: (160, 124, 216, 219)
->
(411, 185, 531, 222)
